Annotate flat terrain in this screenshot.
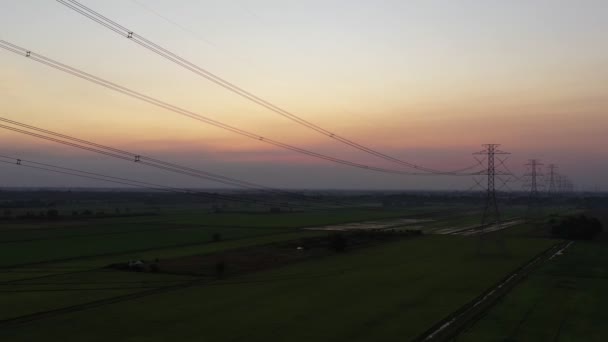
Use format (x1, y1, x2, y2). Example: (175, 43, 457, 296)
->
(1, 234, 555, 341)
(0, 201, 580, 341)
(457, 240, 608, 342)
(1, 208, 439, 268)
(0, 207, 444, 318)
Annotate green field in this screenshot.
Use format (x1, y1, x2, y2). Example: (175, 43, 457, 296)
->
(1, 207, 450, 319)
(0, 234, 555, 341)
(2, 202, 587, 341)
(0, 270, 192, 320)
(2, 208, 436, 266)
(457, 240, 608, 341)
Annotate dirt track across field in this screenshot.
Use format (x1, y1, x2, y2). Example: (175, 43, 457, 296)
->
(413, 241, 569, 342)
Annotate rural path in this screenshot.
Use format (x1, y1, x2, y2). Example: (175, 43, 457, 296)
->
(413, 241, 571, 342)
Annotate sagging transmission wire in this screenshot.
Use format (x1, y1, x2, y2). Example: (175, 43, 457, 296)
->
(55, 0, 481, 176)
(0, 116, 353, 208)
(0, 155, 316, 210)
(0, 123, 352, 210)
(0, 40, 477, 177)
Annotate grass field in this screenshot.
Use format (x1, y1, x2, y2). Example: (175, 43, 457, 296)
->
(1, 202, 581, 341)
(1, 207, 451, 319)
(0, 234, 556, 341)
(0, 207, 468, 269)
(0, 230, 330, 282)
(457, 240, 608, 341)
(0, 270, 192, 320)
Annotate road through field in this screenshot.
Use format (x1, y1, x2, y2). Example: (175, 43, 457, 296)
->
(415, 240, 567, 341)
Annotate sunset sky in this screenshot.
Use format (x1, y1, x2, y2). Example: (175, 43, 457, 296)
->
(1, 0, 607, 190)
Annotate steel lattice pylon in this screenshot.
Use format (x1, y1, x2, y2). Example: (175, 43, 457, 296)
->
(547, 164, 558, 194)
(524, 159, 544, 220)
(473, 144, 511, 228)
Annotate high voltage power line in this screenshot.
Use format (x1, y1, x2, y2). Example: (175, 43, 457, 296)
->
(54, 0, 480, 175)
(0, 155, 311, 209)
(0, 40, 476, 177)
(0, 116, 354, 208)
(0, 116, 304, 196)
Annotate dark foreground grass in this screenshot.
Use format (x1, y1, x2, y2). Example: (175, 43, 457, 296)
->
(0, 270, 192, 321)
(0, 231, 323, 282)
(1, 233, 339, 322)
(457, 240, 608, 342)
(0, 231, 330, 321)
(0, 225, 288, 268)
(0, 207, 444, 268)
(0, 235, 555, 342)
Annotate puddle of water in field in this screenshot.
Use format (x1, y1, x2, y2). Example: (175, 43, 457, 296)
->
(433, 225, 478, 235)
(305, 218, 433, 231)
(455, 220, 523, 236)
(431, 219, 523, 236)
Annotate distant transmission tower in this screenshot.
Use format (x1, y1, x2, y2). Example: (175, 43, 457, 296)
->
(547, 164, 558, 194)
(524, 159, 544, 219)
(559, 175, 573, 194)
(473, 144, 511, 229)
